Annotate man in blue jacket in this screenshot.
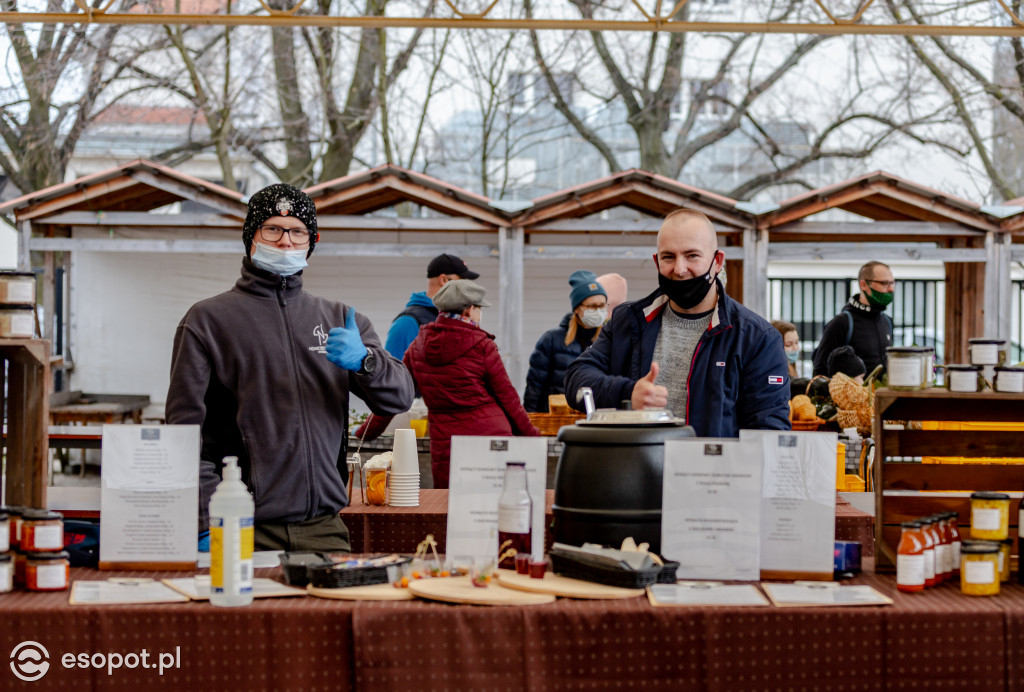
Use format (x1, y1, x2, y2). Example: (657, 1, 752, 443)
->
(564, 209, 790, 437)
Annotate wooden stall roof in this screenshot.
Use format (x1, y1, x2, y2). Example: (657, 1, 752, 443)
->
(512, 169, 753, 234)
(0, 159, 247, 226)
(304, 164, 508, 229)
(760, 171, 1000, 237)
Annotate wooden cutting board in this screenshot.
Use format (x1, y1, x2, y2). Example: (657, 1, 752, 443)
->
(496, 569, 644, 599)
(408, 575, 555, 606)
(307, 583, 415, 601)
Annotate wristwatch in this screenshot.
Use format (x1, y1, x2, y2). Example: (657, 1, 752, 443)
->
(357, 351, 377, 376)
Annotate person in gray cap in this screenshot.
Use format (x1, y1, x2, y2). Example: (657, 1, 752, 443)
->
(166, 183, 414, 552)
(403, 279, 539, 488)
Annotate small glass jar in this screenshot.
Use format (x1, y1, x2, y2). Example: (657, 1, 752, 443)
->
(968, 338, 1007, 367)
(1, 506, 24, 551)
(926, 515, 949, 583)
(897, 521, 926, 593)
(0, 513, 8, 553)
(0, 553, 12, 593)
(994, 366, 1024, 393)
(999, 539, 1013, 582)
(20, 510, 64, 552)
(945, 364, 983, 393)
(946, 511, 962, 577)
(919, 517, 937, 587)
(25, 551, 70, 592)
(960, 541, 1000, 596)
(970, 492, 1010, 540)
(886, 347, 935, 390)
(13, 551, 26, 587)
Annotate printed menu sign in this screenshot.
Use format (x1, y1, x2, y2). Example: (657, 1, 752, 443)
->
(446, 436, 547, 561)
(740, 430, 837, 576)
(99, 425, 199, 568)
(661, 438, 763, 581)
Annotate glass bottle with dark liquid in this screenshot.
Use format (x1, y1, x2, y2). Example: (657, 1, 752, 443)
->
(497, 461, 532, 569)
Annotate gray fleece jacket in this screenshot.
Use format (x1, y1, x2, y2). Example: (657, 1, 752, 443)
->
(166, 258, 414, 531)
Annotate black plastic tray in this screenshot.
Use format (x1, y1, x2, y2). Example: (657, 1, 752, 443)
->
(279, 552, 334, 587)
(550, 550, 678, 589)
(307, 556, 413, 589)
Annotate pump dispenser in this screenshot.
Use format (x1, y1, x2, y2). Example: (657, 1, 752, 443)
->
(209, 456, 254, 607)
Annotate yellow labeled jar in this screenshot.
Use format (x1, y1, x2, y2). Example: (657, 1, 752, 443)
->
(970, 492, 1010, 540)
(960, 541, 1000, 596)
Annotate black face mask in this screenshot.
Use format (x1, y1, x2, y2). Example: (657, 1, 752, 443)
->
(657, 256, 718, 310)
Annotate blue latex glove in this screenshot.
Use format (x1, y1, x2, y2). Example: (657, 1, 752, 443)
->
(198, 530, 210, 552)
(326, 307, 368, 371)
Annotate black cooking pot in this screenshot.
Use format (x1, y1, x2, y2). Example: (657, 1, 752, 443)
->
(552, 413, 694, 553)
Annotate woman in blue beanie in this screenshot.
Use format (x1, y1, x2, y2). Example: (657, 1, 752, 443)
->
(524, 271, 608, 412)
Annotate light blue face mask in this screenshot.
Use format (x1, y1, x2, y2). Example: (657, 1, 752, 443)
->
(251, 243, 308, 276)
(786, 350, 799, 364)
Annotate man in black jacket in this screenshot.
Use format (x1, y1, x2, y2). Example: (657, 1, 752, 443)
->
(812, 261, 895, 376)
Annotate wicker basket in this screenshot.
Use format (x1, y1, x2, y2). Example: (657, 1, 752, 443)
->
(791, 418, 825, 431)
(527, 412, 583, 436)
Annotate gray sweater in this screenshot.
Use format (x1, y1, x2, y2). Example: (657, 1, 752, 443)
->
(166, 258, 414, 531)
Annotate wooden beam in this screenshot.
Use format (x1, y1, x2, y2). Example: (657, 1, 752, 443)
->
(527, 217, 663, 233)
(766, 243, 986, 261)
(35, 211, 494, 232)
(768, 220, 980, 238)
(16, 175, 138, 221)
(314, 178, 506, 226)
(128, 170, 247, 218)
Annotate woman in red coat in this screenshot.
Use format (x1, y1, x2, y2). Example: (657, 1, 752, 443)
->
(403, 279, 540, 488)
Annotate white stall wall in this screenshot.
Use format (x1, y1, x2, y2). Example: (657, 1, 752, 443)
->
(68, 248, 663, 410)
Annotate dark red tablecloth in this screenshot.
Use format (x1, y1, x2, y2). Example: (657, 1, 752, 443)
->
(0, 568, 1020, 691)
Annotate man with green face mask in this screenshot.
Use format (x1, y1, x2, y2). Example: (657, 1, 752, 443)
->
(812, 261, 895, 377)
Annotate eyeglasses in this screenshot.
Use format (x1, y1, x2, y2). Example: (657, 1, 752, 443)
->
(866, 279, 896, 290)
(259, 225, 311, 245)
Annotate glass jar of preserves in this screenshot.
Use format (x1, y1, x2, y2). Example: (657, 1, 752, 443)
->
(999, 539, 1012, 582)
(960, 541, 1000, 596)
(20, 510, 64, 552)
(945, 364, 983, 393)
(947, 511, 962, 577)
(927, 515, 950, 583)
(25, 551, 70, 592)
(970, 492, 1010, 540)
(897, 521, 926, 593)
(886, 347, 935, 390)
(0, 553, 11, 593)
(994, 366, 1024, 393)
(919, 517, 936, 587)
(968, 338, 1007, 367)
(1, 506, 24, 551)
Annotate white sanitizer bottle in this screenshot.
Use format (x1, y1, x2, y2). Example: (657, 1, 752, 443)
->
(209, 456, 255, 607)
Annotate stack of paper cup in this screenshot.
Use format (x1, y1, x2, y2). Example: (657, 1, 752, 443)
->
(389, 428, 420, 507)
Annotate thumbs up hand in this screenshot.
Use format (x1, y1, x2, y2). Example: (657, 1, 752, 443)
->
(631, 362, 669, 410)
(326, 307, 368, 371)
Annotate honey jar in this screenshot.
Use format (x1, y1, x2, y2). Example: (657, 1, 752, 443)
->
(25, 551, 70, 592)
(970, 492, 1010, 540)
(960, 541, 1000, 596)
(20, 510, 64, 552)
(0, 553, 11, 593)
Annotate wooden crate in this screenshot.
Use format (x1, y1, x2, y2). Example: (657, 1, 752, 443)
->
(1, 338, 51, 508)
(873, 387, 1024, 571)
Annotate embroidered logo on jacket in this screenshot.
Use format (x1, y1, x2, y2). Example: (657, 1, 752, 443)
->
(768, 375, 784, 385)
(310, 324, 328, 354)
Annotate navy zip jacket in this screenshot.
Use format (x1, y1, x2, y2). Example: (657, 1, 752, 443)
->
(523, 313, 599, 412)
(564, 282, 791, 437)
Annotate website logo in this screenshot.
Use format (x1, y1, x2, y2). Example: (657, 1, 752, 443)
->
(11, 641, 50, 682)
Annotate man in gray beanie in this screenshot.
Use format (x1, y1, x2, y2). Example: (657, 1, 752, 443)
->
(166, 183, 414, 552)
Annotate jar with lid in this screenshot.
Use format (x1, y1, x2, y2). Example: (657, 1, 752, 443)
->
(968, 338, 1008, 367)
(0, 306, 36, 338)
(897, 521, 926, 592)
(886, 347, 935, 390)
(20, 510, 64, 552)
(2, 506, 24, 550)
(970, 492, 1010, 540)
(0, 512, 8, 553)
(0, 271, 37, 306)
(945, 364, 984, 393)
(999, 539, 1012, 582)
(960, 541, 1000, 596)
(919, 517, 937, 587)
(25, 551, 70, 592)
(0, 553, 11, 593)
(994, 366, 1024, 393)
(946, 511, 962, 577)
(927, 515, 950, 583)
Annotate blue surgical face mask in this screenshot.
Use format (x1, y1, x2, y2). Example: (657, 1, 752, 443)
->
(786, 350, 799, 364)
(251, 243, 308, 276)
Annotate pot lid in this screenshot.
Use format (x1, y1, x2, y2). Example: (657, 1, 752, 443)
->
(576, 408, 686, 426)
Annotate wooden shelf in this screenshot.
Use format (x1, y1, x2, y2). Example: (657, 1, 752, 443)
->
(0, 338, 51, 508)
(872, 387, 1024, 570)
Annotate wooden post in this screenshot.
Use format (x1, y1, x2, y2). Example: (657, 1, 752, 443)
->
(498, 225, 524, 389)
(1, 339, 51, 508)
(944, 259, 984, 365)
